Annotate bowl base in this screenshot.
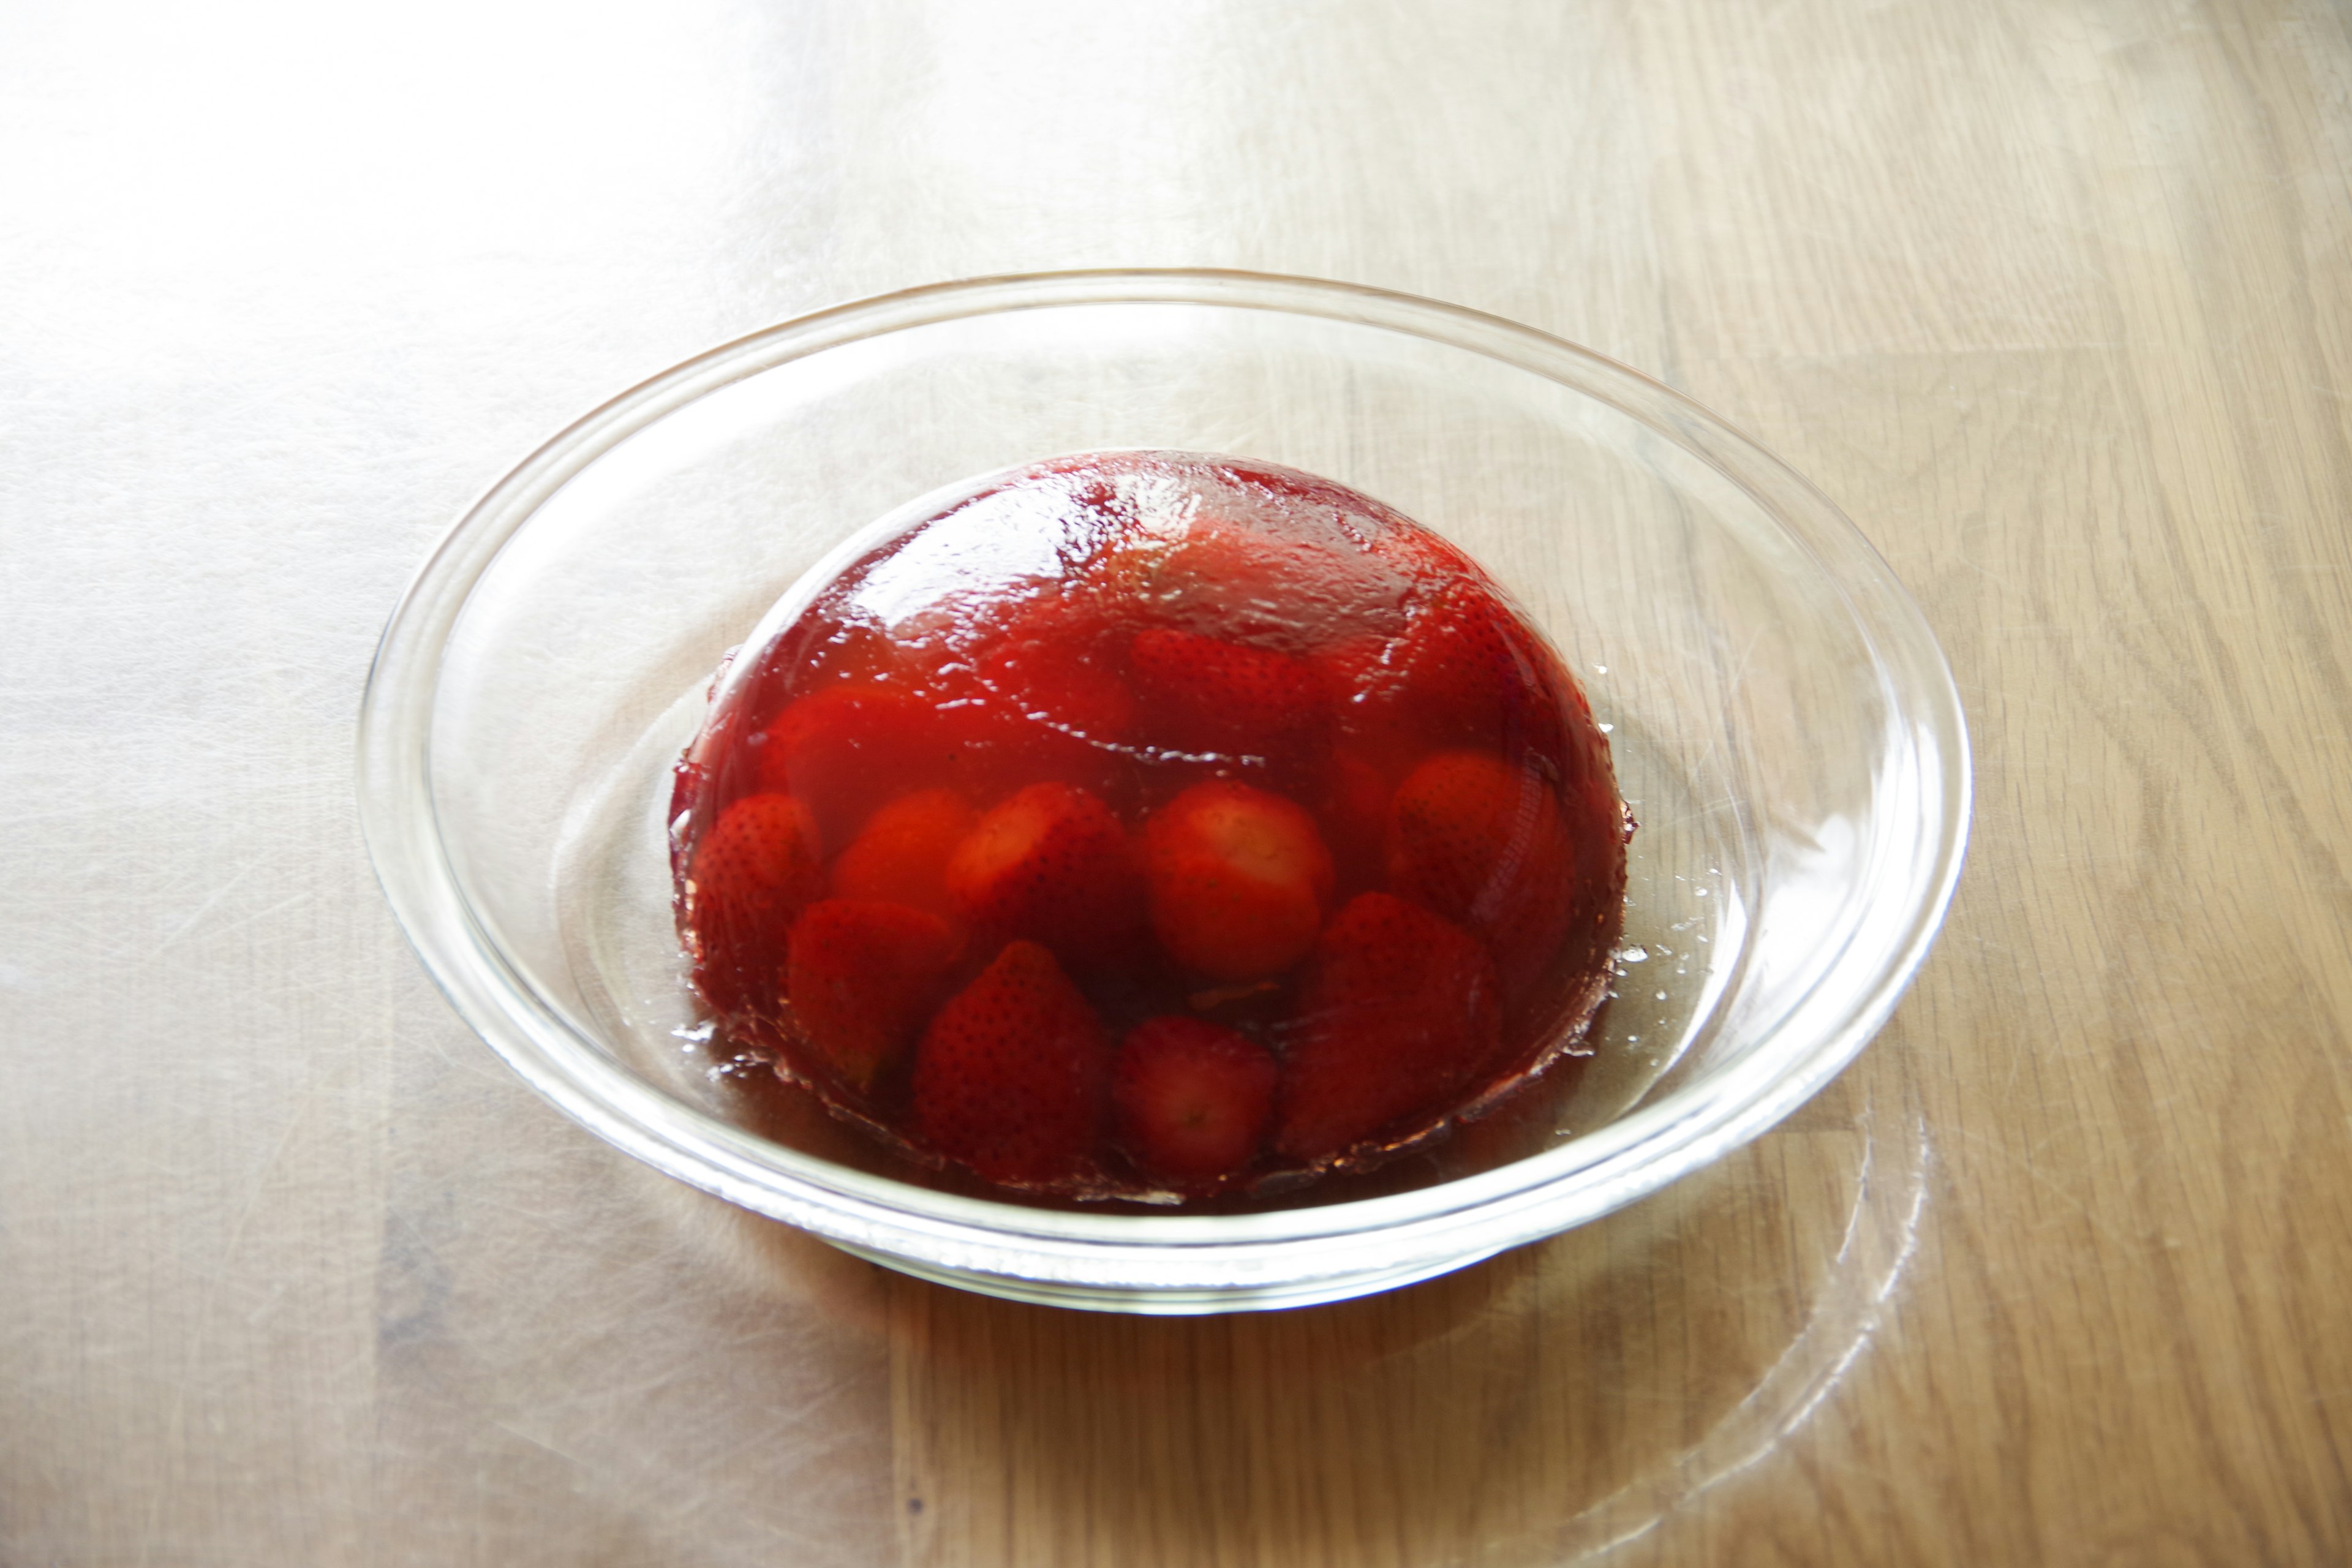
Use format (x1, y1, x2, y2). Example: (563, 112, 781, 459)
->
(823, 1237, 1509, 1314)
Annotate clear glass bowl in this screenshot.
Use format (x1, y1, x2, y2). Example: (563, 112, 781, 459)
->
(358, 271, 1969, 1314)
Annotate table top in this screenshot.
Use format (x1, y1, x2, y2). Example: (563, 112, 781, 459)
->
(7, 2, 2350, 1562)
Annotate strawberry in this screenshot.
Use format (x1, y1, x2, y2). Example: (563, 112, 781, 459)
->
(912, 940, 1111, 1185)
(944, 780, 1144, 967)
(1273, 892, 1501, 1163)
(1317, 631, 1422, 781)
(784, 899, 959, 1091)
(971, 597, 1137, 800)
(753, 685, 1001, 846)
(1325, 582, 1564, 762)
(1143, 781, 1333, 981)
(977, 597, 1137, 743)
(828, 787, 976, 922)
(1113, 1016, 1278, 1186)
(1384, 749, 1567, 925)
(1129, 628, 1328, 756)
(1384, 749, 1575, 1005)
(685, 793, 826, 1017)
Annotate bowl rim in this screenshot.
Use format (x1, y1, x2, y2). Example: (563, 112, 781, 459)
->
(357, 268, 1970, 1297)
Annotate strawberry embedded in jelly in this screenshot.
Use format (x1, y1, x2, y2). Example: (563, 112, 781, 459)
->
(827, 788, 976, 924)
(944, 780, 1145, 969)
(1144, 780, 1334, 982)
(685, 793, 825, 1017)
(1384, 749, 1577, 1007)
(1114, 1016, 1280, 1188)
(912, 940, 1112, 1186)
(972, 598, 1139, 799)
(754, 686, 977, 845)
(671, 450, 1629, 1200)
(1128, 628, 1327, 757)
(1325, 582, 1566, 770)
(1275, 891, 1502, 1163)
(785, 899, 960, 1091)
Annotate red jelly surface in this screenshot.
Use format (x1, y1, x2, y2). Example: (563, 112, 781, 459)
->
(671, 451, 1630, 1201)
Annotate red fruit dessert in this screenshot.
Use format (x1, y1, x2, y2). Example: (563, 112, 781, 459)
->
(913, 940, 1112, 1186)
(1144, 781, 1334, 982)
(671, 450, 1630, 1200)
(827, 787, 975, 923)
(1128, 628, 1328, 756)
(682, 793, 825, 1018)
(944, 780, 1145, 968)
(1275, 892, 1502, 1163)
(1114, 1017, 1280, 1187)
(1384, 749, 1577, 1006)
(785, 899, 960, 1091)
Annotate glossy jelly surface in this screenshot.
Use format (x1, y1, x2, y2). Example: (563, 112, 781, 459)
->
(671, 451, 1629, 1202)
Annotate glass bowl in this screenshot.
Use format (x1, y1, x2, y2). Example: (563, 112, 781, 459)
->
(358, 271, 1969, 1314)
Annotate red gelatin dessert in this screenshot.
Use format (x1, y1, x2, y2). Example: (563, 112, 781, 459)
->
(670, 451, 1630, 1201)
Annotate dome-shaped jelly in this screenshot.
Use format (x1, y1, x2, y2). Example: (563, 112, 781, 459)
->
(671, 451, 1629, 1202)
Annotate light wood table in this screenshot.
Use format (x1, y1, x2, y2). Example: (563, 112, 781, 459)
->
(4, 1, 2347, 1562)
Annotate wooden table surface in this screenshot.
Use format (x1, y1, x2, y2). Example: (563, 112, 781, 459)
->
(6, 1, 2349, 1562)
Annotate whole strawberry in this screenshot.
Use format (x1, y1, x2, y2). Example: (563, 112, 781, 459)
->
(756, 685, 1000, 846)
(945, 780, 1144, 968)
(1275, 892, 1502, 1163)
(1144, 781, 1334, 981)
(1384, 748, 1575, 1005)
(1114, 1016, 1279, 1188)
(1325, 582, 1565, 766)
(913, 940, 1112, 1186)
(828, 787, 976, 923)
(1129, 628, 1328, 757)
(685, 793, 826, 1017)
(785, 899, 960, 1093)
(973, 597, 1139, 801)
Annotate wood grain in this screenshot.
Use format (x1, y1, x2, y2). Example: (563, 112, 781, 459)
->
(1, 0, 2348, 1563)
(872, 2, 2352, 1562)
